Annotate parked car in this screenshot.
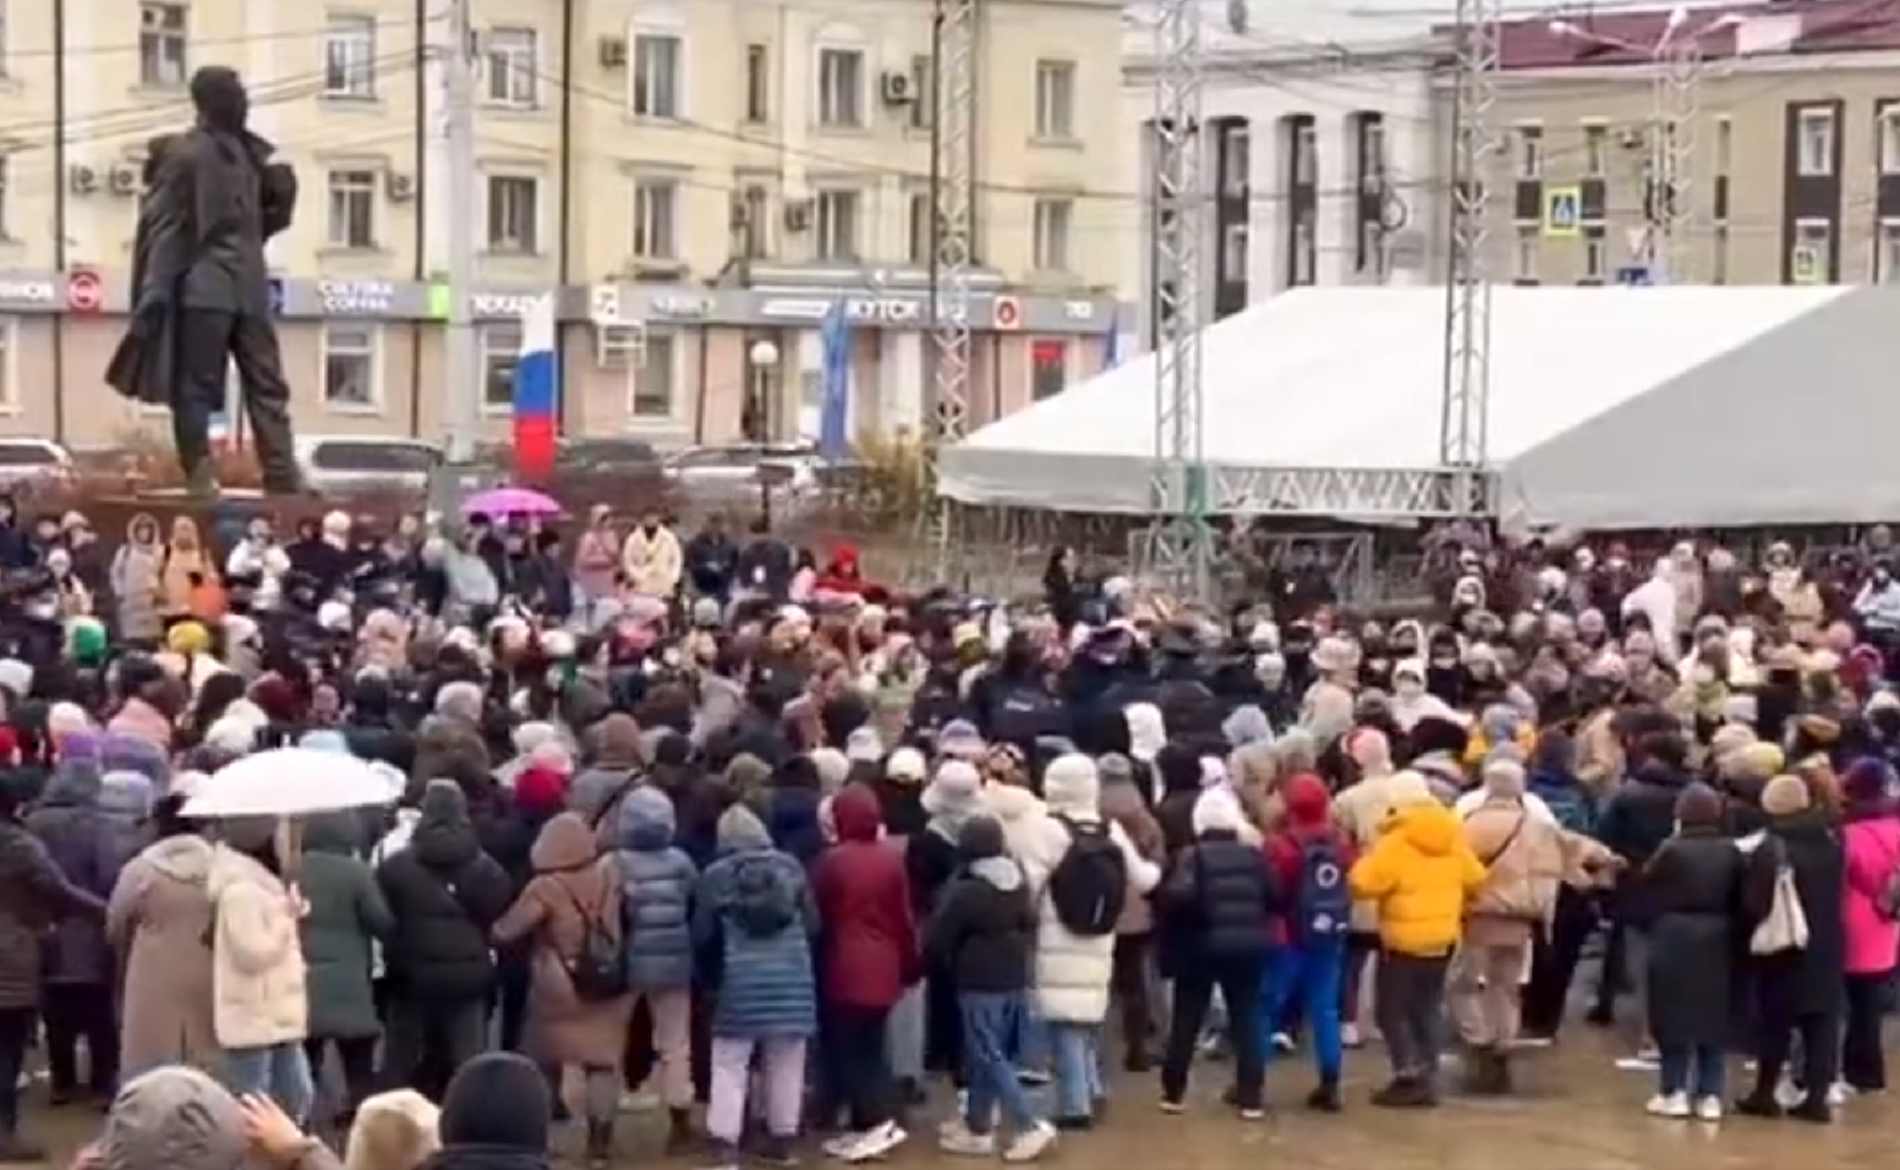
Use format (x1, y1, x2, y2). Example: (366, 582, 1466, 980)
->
(293, 435, 443, 494)
(663, 443, 824, 500)
(0, 439, 77, 489)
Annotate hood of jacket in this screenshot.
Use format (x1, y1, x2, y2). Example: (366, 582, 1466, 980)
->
(98, 769, 156, 822)
(831, 784, 882, 843)
(141, 833, 214, 883)
(1280, 772, 1333, 829)
(616, 784, 676, 852)
(531, 812, 597, 872)
(1386, 801, 1462, 856)
(303, 810, 365, 856)
(715, 803, 774, 854)
(980, 781, 1045, 825)
(206, 840, 279, 900)
(569, 764, 637, 825)
(101, 733, 171, 787)
(43, 754, 102, 807)
(411, 781, 481, 868)
(969, 855, 1023, 891)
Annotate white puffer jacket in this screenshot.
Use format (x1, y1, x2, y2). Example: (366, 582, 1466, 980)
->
(207, 841, 308, 1049)
(1001, 756, 1159, 1024)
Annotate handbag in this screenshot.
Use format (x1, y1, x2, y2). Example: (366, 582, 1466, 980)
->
(1750, 838, 1810, 955)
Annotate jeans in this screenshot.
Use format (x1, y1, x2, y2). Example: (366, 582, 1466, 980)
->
(224, 1042, 315, 1124)
(1162, 953, 1266, 1109)
(1657, 1043, 1725, 1098)
(1261, 943, 1345, 1080)
(1374, 950, 1451, 1081)
(1047, 1022, 1104, 1120)
(959, 993, 1039, 1135)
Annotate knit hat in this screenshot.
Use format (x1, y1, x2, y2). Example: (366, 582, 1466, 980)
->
(101, 1066, 247, 1170)
(844, 725, 883, 763)
(165, 621, 210, 657)
(439, 1053, 549, 1151)
(1674, 782, 1725, 828)
(885, 746, 927, 784)
(67, 617, 108, 667)
(809, 747, 850, 792)
(921, 759, 982, 819)
(513, 766, 568, 815)
(1723, 741, 1785, 783)
(1841, 757, 1894, 807)
(1761, 773, 1812, 817)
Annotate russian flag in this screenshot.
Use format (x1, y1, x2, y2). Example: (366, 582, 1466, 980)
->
(512, 293, 558, 481)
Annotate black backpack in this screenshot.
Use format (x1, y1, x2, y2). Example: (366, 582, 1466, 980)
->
(1047, 816, 1127, 937)
(560, 884, 631, 1001)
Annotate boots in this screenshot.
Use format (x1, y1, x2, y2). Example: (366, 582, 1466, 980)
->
(584, 1120, 613, 1169)
(665, 1106, 696, 1155)
(182, 459, 220, 499)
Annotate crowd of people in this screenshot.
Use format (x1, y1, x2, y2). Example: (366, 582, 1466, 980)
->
(0, 500, 1890, 1170)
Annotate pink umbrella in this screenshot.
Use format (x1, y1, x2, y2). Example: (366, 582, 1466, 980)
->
(463, 486, 562, 518)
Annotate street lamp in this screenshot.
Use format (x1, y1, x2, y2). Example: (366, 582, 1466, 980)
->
(745, 338, 779, 442)
(1550, 9, 1739, 283)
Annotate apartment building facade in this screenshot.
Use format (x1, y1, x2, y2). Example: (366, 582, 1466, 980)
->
(0, 0, 1125, 447)
(1116, 0, 1440, 339)
(1470, 0, 1900, 287)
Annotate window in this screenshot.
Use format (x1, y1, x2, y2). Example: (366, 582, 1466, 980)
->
(1792, 218, 1831, 283)
(1221, 222, 1248, 282)
(1359, 222, 1389, 281)
(908, 55, 933, 131)
(320, 325, 379, 409)
(1583, 227, 1606, 280)
(0, 322, 16, 410)
(485, 175, 539, 253)
(744, 44, 770, 122)
(1582, 123, 1608, 177)
(631, 178, 678, 259)
(632, 33, 681, 118)
(816, 47, 864, 127)
(1713, 223, 1730, 284)
(1030, 339, 1068, 401)
(1796, 107, 1835, 176)
(1513, 225, 1539, 282)
(739, 183, 769, 258)
(479, 324, 522, 411)
(0, 156, 12, 239)
(1714, 116, 1733, 175)
(1880, 109, 1900, 176)
(1291, 119, 1318, 186)
(138, 2, 188, 87)
(631, 334, 676, 418)
(1031, 198, 1072, 271)
(485, 28, 538, 107)
(1359, 117, 1384, 190)
(906, 192, 931, 264)
(322, 14, 376, 98)
(813, 188, 860, 260)
(1033, 60, 1075, 139)
(1513, 125, 1544, 179)
(1879, 221, 1900, 283)
(1219, 119, 1250, 198)
(325, 169, 377, 248)
(1290, 210, 1315, 285)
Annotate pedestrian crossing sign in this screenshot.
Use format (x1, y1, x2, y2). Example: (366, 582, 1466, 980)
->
(1542, 186, 1582, 238)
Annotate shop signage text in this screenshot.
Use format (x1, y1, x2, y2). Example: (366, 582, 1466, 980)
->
(0, 280, 55, 305)
(318, 279, 396, 314)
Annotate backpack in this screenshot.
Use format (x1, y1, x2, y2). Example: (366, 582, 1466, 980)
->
(560, 883, 631, 1001)
(1046, 816, 1127, 937)
(1290, 836, 1352, 941)
(726, 854, 799, 938)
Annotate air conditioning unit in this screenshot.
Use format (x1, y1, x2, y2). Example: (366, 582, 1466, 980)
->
(385, 173, 416, 202)
(599, 36, 627, 68)
(1618, 125, 1646, 151)
(595, 322, 647, 369)
(107, 164, 140, 196)
(879, 71, 915, 106)
(67, 164, 99, 195)
(783, 199, 812, 232)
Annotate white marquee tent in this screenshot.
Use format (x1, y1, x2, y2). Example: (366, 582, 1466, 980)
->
(938, 285, 1900, 530)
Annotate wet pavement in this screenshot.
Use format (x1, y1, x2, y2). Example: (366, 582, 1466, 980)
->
(24, 1026, 1900, 1168)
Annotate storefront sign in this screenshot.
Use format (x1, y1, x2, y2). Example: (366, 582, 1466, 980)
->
(317, 279, 396, 315)
(471, 291, 543, 319)
(760, 296, 926, 325)
(0, 279, 56, 308)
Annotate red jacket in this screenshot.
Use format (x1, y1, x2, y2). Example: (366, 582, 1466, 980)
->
(1264, 773, 1358, 944)
(812, 784, 918, 1008)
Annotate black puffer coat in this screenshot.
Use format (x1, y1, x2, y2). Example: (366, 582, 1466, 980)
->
(376, 781, 514, 1001)
(1644, 827, 1746, 1047)
(1743, 812, 1847, 1017)
(1157, 831, 1277, 971)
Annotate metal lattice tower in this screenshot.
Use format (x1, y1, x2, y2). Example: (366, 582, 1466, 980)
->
(1439, 0, 1502, 517)
(1144, 0, 1211, 599)
(1650, 36, 1702, 281)
(928, 0, 976, 581)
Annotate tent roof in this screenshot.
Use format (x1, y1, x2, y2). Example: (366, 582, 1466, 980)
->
(1502, 286, 1900, 530)
(939, 285, 1849, 516)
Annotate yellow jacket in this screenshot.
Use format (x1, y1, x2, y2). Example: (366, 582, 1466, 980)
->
(1461, 725, 1536, 772)
(1348, 802, 1488, 956)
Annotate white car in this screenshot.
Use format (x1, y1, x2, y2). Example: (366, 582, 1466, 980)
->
(663, 443, 823, 500)
(293, 435, 444, 494)
(0, 439, 76, 489)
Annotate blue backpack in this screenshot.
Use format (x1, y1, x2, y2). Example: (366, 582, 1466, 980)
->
(1291, 837, 1351, 941)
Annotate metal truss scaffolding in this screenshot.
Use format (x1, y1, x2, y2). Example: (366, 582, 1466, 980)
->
(1143, 0, 1214, 598)
(1650, 37, 1701, 282)
(1439, 0, 1503, 518)
(928, 0, 976, 581)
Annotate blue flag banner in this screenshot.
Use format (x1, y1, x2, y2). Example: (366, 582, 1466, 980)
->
(818, 300, 851, 460)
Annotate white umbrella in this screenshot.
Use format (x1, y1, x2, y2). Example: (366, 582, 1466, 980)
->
(182, 747, 397, 819)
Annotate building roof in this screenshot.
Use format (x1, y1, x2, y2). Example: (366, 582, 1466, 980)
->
(938, 285, 1851, 524)
(1488, 0, 1900, 68)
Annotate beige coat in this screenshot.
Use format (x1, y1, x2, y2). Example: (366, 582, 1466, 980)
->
(620, 525, 683, 596)
(1574, 708, 1624, 798)
(1460, 799, 1566, 946)
(207, 842, 309, 1049)
(110, 514, 166, 643)
(491, 813, 635, 1069)
(107, 835, 220, 1073)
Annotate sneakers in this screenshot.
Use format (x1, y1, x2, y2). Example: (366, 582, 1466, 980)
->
(1341, 1023, 1364, 1049)
(1695, 1096, 1723, 1122)
(1271, 1032, 1297, 1053)
(937, 1121, 996, 1158)
(1645, 1092, 1690, 1119)
(826, 1121, 907, 1163)
(1002, 1122, 1057, 1163)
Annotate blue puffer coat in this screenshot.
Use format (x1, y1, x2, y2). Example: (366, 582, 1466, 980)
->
(26, 762, 151, 984)
(613, 786, 699, 990)
(693, 805, 818, 1040)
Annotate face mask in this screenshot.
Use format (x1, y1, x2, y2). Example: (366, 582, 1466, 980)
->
(1395, 676, 1424, 697)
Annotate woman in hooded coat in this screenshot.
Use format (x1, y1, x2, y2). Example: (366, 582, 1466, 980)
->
(107, 796, 219, 1079)
(108, 514, 165, 645)
(491, 812, 635, 1166)
(299, 812, 396, 1123)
